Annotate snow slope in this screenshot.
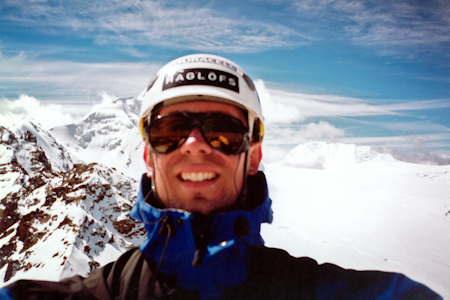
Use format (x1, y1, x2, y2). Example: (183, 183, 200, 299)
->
(262, 142, 450, 298)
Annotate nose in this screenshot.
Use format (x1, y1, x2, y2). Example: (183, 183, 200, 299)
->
(179, 127, 213, 155)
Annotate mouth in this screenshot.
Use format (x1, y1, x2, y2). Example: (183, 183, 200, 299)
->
(180, 172, 218, 182)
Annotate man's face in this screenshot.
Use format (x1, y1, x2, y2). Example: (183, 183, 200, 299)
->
(144, 101, 262, 214)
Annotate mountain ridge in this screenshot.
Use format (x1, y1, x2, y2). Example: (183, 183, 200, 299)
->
(0, 119, 145, 285)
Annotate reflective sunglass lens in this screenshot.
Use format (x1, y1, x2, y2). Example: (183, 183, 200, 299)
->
(203, 115, 248, 153)
(149, 116, 190, 153)
(148, 113, 248, 154)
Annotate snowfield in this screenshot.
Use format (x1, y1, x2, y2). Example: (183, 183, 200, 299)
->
(1, 96, 449, 299)
(261, 142, 450, 299)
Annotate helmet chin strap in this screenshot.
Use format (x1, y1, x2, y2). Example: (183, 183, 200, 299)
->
(236, 135, 252, 209)
(150, 152, 171, 209)
(237, 112, 257, 209)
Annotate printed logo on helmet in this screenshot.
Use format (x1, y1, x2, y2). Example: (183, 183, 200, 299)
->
(163, 68, 239, 93)
(170, 56, 238, 73)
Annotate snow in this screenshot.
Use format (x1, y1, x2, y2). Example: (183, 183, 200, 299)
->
(261, 142, 450, 298)
(11, 119, 74, 175)
(60, 246, 92, 280)
(1, 96, 449, 298)
(50, 97, 146, 180)
(93, 243, 124, 267)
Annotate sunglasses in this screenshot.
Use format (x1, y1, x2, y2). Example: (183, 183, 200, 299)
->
(144, 112, 250, 154)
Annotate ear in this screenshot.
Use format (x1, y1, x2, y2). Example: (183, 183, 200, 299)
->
(248, 142, 262, 175)
(143, 144, 153, 178)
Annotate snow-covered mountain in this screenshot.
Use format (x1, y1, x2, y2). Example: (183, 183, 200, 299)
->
(0, 119, 145, 284)
(1, 98, 449, 298)
(50, 97, 146, 179)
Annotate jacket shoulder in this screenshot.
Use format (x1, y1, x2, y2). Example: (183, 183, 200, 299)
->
(224, 246, 318, 299)
(2, 248, 145, 300)
(225, 246, 442, 300)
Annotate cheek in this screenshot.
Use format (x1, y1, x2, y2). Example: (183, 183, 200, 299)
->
(226, 154, 246, 181)
(157, 156, 169, 170)
(150, 153, 172, 183)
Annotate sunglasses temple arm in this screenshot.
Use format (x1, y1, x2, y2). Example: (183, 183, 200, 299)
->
(237, 134, 252, 207)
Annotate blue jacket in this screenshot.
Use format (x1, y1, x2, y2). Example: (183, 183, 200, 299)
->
(1, 172, 442, 299)
(129, 172, 273, 299)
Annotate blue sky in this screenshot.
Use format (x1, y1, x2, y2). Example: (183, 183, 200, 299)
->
(1, 0, 450, 163)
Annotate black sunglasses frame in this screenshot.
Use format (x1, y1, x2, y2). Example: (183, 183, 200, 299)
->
(144, 112, 251, 155)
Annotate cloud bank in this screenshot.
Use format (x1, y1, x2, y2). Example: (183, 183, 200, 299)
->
(0, 53, 160, 101)
(254, 80, 450, 163)
(290, 0, 450, 58)
(2, 88, 449, 165)
(0, 95, 78, 129)
(0, 0, 310, 54)
(3, 0, 448, 58)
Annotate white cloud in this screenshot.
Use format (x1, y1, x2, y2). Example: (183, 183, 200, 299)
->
(257, 80, 388, 125)
(0, 53, 160, 101)
(289, 0, 450, 58)
(256, 80, 450, 161)
(3, 0, 449, 58)
(346, 1, 450, 55)
(299, 121, 345, 140)
(0, 95, 78, 129)
(256, 80, 305, 123)
(98, 91, 118, 104)
(382, 122, 450, 134)
(264, 121, 345, 146)
(377, 99, 450, 111)
(259, 83, 392, 123)
(1, 0, 311, 53)
(257, 80, 450, 122)
(341, 133, 450, 150)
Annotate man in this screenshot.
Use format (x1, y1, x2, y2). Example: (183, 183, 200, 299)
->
(1, 54, 442, 299)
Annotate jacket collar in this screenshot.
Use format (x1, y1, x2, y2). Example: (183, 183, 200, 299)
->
(130, 171, 273, 299)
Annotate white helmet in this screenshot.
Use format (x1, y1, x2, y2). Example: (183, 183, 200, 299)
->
(139, 54, 264, 142)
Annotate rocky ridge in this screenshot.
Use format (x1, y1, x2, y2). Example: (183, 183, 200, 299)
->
(0, 119, 145, 284)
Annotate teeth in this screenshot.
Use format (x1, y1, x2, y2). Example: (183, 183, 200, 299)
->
(181, 172, 217, 182)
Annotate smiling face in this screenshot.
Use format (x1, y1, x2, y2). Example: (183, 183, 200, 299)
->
(143, 101, 262, 214)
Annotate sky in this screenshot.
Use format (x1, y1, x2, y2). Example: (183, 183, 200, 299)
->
(1, 0, 450, 164)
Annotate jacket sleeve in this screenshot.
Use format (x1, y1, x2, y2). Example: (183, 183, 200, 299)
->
(0, 248, 142, 300)
(0, 276, 101, 300)
(230, 246, 443, 300)
(315, 263, 443, 300)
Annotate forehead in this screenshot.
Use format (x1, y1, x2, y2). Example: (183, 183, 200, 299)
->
(159, 101, 247, 123)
